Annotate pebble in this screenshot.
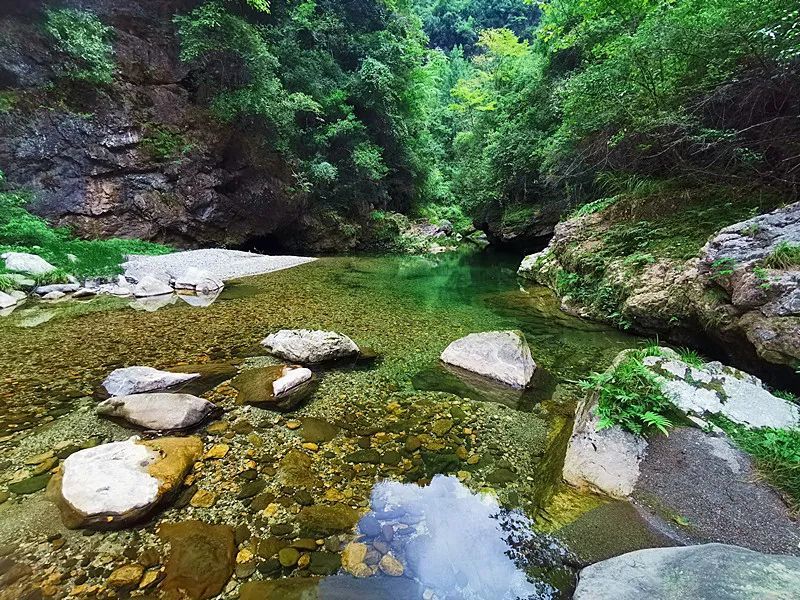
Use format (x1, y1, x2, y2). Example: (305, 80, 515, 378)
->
(106, 564, 144, 589)
(278, 547, 300, 567)
(190, 489, 217, 508)
(302, 442, 319, 452)
(204, 444, 230, 459)
(286, 420, 301, 430)
(379, 553, 404, 576)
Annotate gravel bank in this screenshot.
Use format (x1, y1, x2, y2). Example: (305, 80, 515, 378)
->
(122, 249, 316, 283)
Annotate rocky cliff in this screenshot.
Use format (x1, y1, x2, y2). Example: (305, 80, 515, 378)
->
(0, 0, 316, 249)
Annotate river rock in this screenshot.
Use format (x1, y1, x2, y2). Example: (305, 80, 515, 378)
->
(262, 329, 360, 363)
(297, 504, 360, 536)
(1, 251, 56, 275)
(159, 520, 235, 600)
(41, 290, 65, 300)
(102, 366, 201, 396)
(96, 393, 218, 430)
(172, 267, 224, 294)
(132, 275, 173, 297)
(0, 291, 20, 309)
(231, 365, 315, 411)
(642, 356, 800, 429)
(49, 436, 202, 528)
(34, 283, 80, 295)
(440, 330, 536, 388)
(573, 543, 800, 599)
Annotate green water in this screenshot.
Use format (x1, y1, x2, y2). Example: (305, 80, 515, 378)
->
(0, 250, 649, 598)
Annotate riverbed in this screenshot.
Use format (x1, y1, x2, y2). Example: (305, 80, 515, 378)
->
(0, 250, 669, 598)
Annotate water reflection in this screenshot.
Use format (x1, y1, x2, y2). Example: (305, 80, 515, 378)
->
(339, 475, 575, 599)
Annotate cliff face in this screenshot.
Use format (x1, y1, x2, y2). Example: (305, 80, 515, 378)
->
(0, 0, 307, 248)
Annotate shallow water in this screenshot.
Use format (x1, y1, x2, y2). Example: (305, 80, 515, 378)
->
(0, 249, 648, 597)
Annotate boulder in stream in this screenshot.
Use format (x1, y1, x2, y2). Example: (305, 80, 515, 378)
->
(231, 365, 315, 411)
(262, 329, 360, 363)
(573, 543, 800, 600)
(132, 275, 173, 297)
(49, 436, 202, 528)
(440, 330, 536, 388)
(102, 366, 200, 396)
(96, 392, 218, 430)
(172, 267, 224, 294)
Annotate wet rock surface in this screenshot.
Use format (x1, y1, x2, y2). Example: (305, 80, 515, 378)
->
(102, 366, 200, 396)
(96, 392, 218, 430)
(574, 543, 800, 599)
(440, 330, 536, 389)
(262, 329, 361, 364)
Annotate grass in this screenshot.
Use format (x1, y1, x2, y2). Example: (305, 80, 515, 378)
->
(714, 416, 800, 510)
(764, 241, 800, 270)
(676, 347, 705, 368)
(0, 172, 171, 283)
(579, 349, 674, 436)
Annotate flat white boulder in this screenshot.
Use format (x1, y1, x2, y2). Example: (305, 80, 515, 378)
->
(262, 329, 360, 364)
(2, 251, 56, 275)
(173, 267, 224, 294)
(273, 367, 313, 397)
(440, 331, 536, 388)
(0, 291, 20, 309)
(41, 290, 65, 300)
(50, 436, 202, 528)
(132, 275, 173, 298)
(96, 392, 217, 430)
(574, 543, 800, 600)
(643, 356, 800, 429)
(35, 283, 79, 295)
(103, 366, 200, 396)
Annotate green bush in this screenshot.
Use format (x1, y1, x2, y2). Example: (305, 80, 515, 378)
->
(140, 126, 193, 161)
(580, 350, 674, 436)
(45, 8, 115, 84)
(764, 242, 800, 269)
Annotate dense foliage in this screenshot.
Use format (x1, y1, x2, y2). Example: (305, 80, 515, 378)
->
(44, 7, 115, 84)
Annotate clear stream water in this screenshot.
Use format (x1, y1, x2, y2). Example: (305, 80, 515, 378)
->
(0, 249, 663, 599)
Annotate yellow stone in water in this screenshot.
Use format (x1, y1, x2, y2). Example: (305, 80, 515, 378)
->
(379, 554, 404, 577)
(456, 446, 468, 460)
(106, 564, 144, 589)
(190, 489, 217, 508)
(297, 553, 311, 568)
(457, 470, 471, 481)
(138, 570, 160, 589)
(286, 420, 301, 430)
(341, 542, 368, 576)
(206, 420, 229, 434)
(25, 451, 54, 465)
(467, 454, 480, 465)
(237, 548, 254, 564)
(204, 444, 230, 460)
(302, 443, 319, 452)
(263, 503, 279, 517)
(325, 489, 344, 502)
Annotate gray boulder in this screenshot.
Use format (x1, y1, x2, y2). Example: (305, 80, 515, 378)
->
(562, 392, 647, 498)
(643, 356, 800, 429)
(517, 251, 546, 279)
(573, 543, 800, 599)
(96, 393, 217, 430)
(41, 290, 65, 300)
(102, 366, 200, 396)
(172, 267, 224, 294)
(2, 251, 56, 275)
(34, 283, 80, 295)
(262, 329, 360, 363)
(440, 331, 536, 389)
(132, 275, 173, 297)
(0, 291, 21, 309)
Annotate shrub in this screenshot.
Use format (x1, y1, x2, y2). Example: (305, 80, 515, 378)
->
(580, 351, 674, 436)
(140, 126, 193, 161)
(764, 242, 800, 269)
(45, 8, 115, 84)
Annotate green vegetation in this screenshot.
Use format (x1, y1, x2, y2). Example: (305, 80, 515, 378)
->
(580, 349, 674, 436)
(0, 172, 170, 281)
(677, 347, 705, 368)
(140, 126, 193, 162)
(715, 417, 800, 509)
(44, 8, 115, 84)
(764, 242, 800, 269)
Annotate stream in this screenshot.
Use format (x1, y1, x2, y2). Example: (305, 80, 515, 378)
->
(0, 250, 667, 599)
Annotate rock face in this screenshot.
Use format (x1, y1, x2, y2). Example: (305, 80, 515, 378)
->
(440, 331, 536, 389)
(643, 356, 800, 429)
(159, 520, 235, 600)
(96, 393, 217, 430)
(562, 389, 647, 498)
(231, 366, 315, 411)
(262, 329, 360, 364)
(50, 436, 202, 528)
(102, 366, 200, 396)
(1, 251, 56, 275)
(521, 202, 800, 379)
(573, 544, 800, 600)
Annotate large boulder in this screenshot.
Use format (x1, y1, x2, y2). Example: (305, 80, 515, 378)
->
(642, 356, 800, 429)
(262, 329, 360, 364)
(172, 267, 224, 294)
(102, 366, 200, 396)
(132, 275, 173, 298)
(517, 251, 546, 279)
(96, 393, 218, 430)
(1, 251, 56, 275)
(49, 436, 202, 528)
(562, 391, 647, 498)
(440, 331, 536, 389)
(0, 291, 21, 310)
(573, 543, 800, 599)
(231, 365, 315, 412)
